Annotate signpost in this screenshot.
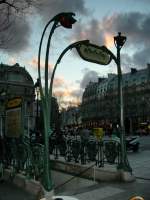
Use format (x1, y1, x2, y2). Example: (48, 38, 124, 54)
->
(76, 43, 112, 65)
(76, 36, 132, 174)
(6, 107, 22, 137)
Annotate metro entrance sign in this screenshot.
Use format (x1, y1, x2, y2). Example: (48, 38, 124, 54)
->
(76, 43, 112, 65)
(76, 33, 132, 174)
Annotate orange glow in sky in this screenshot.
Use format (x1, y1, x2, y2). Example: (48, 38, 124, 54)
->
(29, 57, 53, 70)
(104, 32, 114, 48)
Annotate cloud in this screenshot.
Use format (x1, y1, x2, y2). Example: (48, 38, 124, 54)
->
(35, 0, 88, 22)
(71, 19, 104, 45)
(51, 69, 100, 107)
(52, 77, 84, 107)
(102, 12, 150, 47)
(132, 47, 150, 67)
(0, 0, 88, 54)
(80, 69, 99, 89)
(54, 87, 82, 107)
(29, 57, 53, 69)
(71, 11, 150, 68)
(0, 16, 31, 53)
(54, 89, 72, 98)
(105, 12, 150, 68)
(8, 57, 17, 65)
(72, 12, 150, 47)
(53, 77, 66, 88)
(0, 1, 34, 53)
(70, 89, 83, 99)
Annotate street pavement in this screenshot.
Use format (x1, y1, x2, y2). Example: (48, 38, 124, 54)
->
(54, 136, 150, 200)
(0, 181, 36, 200)
(0, 136, 150, 200)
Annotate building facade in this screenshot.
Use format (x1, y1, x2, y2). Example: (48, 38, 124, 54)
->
(0, 63, 35, 138)
(81, 64, 150, 134)
(60, 106, 82, 128)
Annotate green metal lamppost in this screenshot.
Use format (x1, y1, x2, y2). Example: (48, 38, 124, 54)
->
(34, 78, 40, 135)
(76, 32, 132, 173)
(114, 32, 132, 172)
(37, 12, 76, 191)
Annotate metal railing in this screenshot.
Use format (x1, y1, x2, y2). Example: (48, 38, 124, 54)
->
(49, 135, 121, 167)
(0, 134, 121, 182)
(0, 136, 44, 181)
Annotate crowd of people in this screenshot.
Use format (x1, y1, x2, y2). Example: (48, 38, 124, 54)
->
(50, 126, 106, 146)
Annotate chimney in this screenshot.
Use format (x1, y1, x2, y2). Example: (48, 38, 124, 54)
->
(98, 77, 106, 83)
(147, 63, 150, 78)
(131, 68, 137, 74)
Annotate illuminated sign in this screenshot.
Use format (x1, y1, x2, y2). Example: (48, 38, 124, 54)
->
(7, 97, 22, 108)
(76, 43, 112, 65)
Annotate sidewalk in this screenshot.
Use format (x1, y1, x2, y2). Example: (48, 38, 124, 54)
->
(54, 137, 150, 200)
(55, 141, 150, 200)
(53, 152, 150, 200)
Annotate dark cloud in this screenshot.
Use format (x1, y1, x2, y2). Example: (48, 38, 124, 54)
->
(71, 19, 104, 45)
(0, 1, 35, 52)
(35, 0, 88, 22)
(132, 47, 150, 67)
(80, 69, 99, 89)
(72, 12, 150, 46)
(104, 12, 150, 47)
(71, 11, 150, 68)
(108, 12, 150, 68)
(1, 18, 30, 53)
(0, 0, 88, 54)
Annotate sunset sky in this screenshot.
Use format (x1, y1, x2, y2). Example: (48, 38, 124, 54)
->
(0, 0, 150, 107)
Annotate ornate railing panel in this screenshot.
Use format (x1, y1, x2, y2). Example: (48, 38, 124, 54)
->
(0, 134, 121, 181)
(0, 136, 44, 181)
(49, 135, 121, 167)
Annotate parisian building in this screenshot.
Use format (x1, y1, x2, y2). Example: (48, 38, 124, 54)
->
(0, 63, 60, 138)
(81, 64, 150, 134)
(60, 106, 82, 128)
(0, 63, 35, 138)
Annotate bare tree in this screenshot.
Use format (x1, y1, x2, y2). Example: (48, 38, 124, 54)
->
(0, 0, 35, 12)
(0, 0, 38, 49)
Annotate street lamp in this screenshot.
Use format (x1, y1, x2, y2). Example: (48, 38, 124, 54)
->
(34, 78, 40, 139)
(76, 33, 132, 174)
(38, 13, 76, 192)
(114, 32, 132, 172)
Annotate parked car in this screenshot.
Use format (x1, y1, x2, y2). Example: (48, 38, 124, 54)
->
(126, 136, 140, 152)
(109, 135, 140, 152)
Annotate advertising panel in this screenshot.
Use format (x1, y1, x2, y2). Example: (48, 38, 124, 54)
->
(6, 107, 22, 138)
(6, 98, 22, 138)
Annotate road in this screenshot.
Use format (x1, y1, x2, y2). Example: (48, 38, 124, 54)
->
(139, 136, 150, 151)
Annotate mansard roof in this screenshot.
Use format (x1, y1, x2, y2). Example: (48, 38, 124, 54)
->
(0, 63, 34, 86)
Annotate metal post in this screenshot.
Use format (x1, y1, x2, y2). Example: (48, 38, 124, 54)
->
(36, 90, 39, 129)
(42, 21, 58, 191)
(37, 13, 77, 191)
(116, 35, 132, 172)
